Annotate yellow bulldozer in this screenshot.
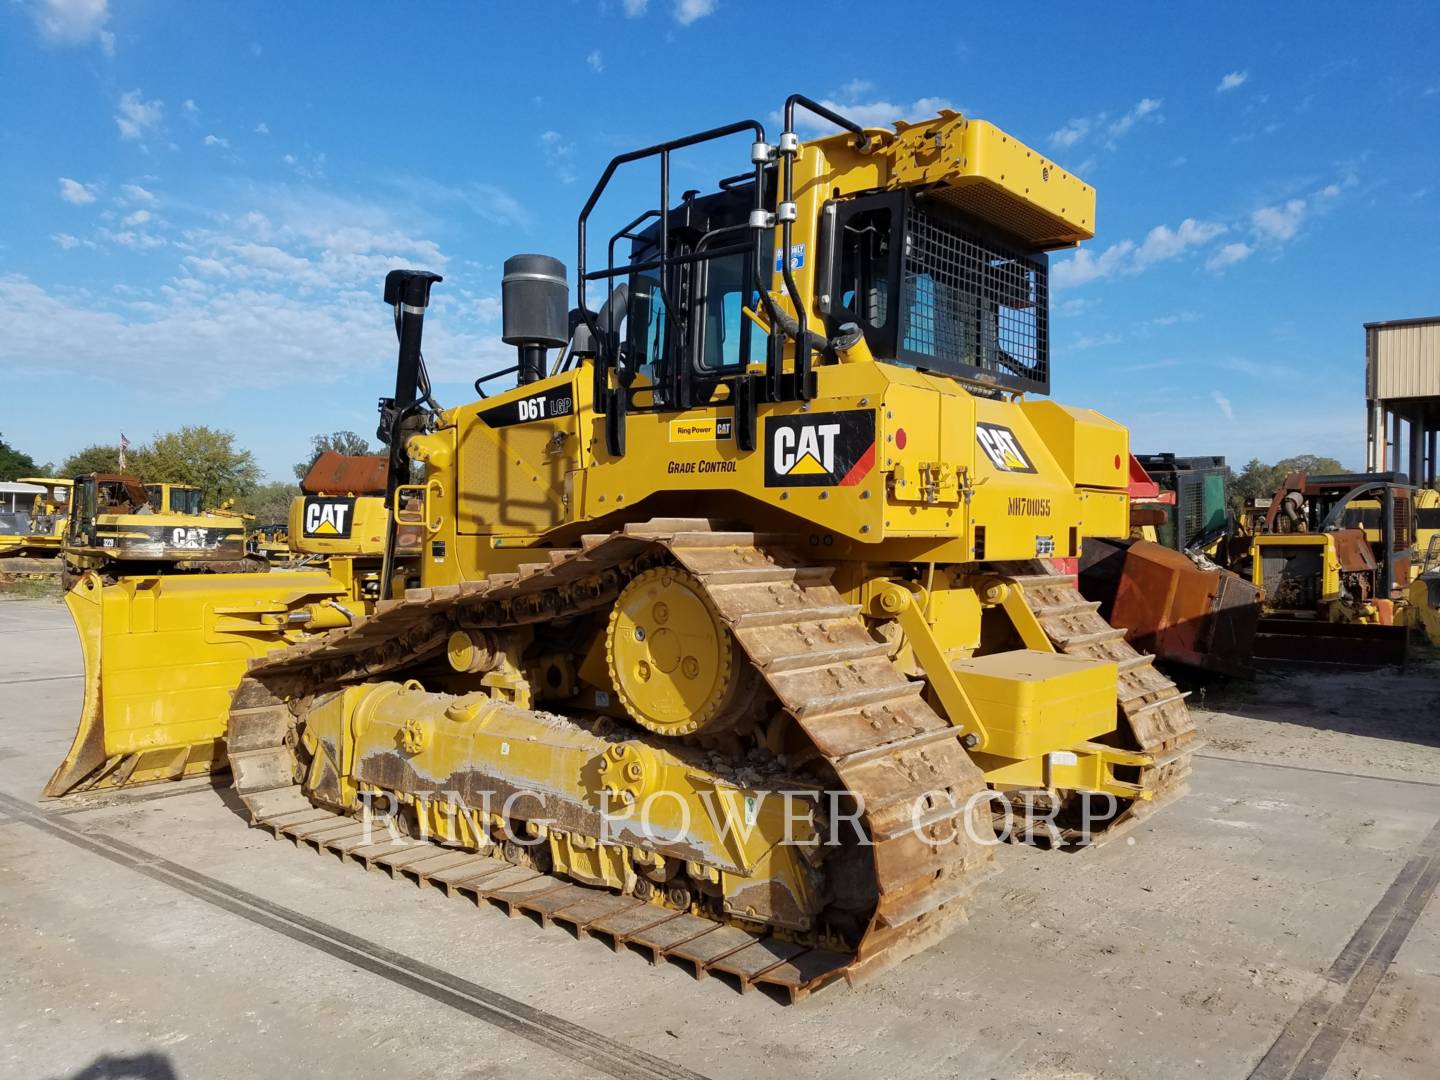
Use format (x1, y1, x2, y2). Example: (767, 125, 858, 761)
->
(0, 477, 73, 558)
(62, 473, 262, 585)
(46, 96, 1194, 997)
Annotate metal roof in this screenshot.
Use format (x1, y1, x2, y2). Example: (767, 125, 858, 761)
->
(1363, 315, 1440, 330)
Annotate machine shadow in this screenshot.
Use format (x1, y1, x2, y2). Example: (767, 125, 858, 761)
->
(1179, 656, 1440, 749)
(54, 1051, 179, 1080)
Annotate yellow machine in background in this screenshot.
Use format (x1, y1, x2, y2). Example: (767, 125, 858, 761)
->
(47, 96, 1195, 994)
(0, 477, 73, 558)
(246, 522, 291, 562)
(1410, 488, 1440, 645)
(62, 473, 259, 583)
(144, 482, 205, 516)
(1248, 472, 1423, 663)
(279, 450, 419, 592)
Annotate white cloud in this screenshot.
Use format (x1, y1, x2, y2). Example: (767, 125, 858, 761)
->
(1106, 97, 1162, 142)
(103, 228, 166, 250)
(622, 0, 648, 14)
(121, 183, 157, 204)
(183, 99, 200, 116)
(395, 176, 529, 229)
(837, 78, 875, 101)
(789, 96, 957, 135)
(122, 209, 152, 226)
(1133, 217, 1226, 267)
(1049, 117, 1091, 149)
(254, 121, 270, 135)
(1211, 391, 1234, 419)
(1206, 241, 1253, 272)
(1119, 357, 1183, 373)
(1055, 215, 1229, 288)
(1251, 198, 1306, 242)
(1217, 71, 1249, 93)
(31, 0, 114, 53)
(1143, 311, 1200, 328)
(116, 90, 164, 140)
(673, 0, 717, 24)
(58, 177, 98, 204)
(203, 133, 230, 148)
(586, 50, 604, 73)
(1051, 240, 1135, 289)
(1071, 332, 1122, 351)
(1049, 97, 1162, 152)
(0, 183, 501, 402)
(539, 130, 576, 184)
(0, 270, 506, 400)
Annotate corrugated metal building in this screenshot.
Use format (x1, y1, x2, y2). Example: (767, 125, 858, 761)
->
(1365, 315, 1440, 485)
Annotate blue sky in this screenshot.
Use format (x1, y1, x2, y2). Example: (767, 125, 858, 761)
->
(2, 0, 1437, 480)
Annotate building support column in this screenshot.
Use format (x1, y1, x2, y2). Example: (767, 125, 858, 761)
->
(1410, 406, 1424, 485)
(1367, 399, 1381, 471)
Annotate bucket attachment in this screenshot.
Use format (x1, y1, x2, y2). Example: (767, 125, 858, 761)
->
(45, 570, 346, 798)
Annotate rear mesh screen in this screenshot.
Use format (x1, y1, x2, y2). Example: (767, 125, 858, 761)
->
(899, 204, 1049, 394)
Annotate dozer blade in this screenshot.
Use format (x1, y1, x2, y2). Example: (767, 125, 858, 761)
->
(1079, 538, 1260, 678)
(44, 570, 346, 798)
(1253, 617, 1410, 668)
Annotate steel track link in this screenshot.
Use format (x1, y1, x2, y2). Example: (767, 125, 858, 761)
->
(998, 562, 1200, 840)
(227, 520, 995, 1000)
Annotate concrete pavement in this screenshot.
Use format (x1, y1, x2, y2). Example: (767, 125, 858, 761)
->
(1, 595, 1436, 1080)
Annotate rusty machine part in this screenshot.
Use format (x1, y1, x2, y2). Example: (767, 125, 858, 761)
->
(300, 451, 390, 496)
(1079, 456, 1258, 677)
(1249, 472, 1418, 666)
(1080, 538, 1259, 678)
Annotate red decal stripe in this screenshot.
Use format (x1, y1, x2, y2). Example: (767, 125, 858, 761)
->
(839, 442, 876, 486)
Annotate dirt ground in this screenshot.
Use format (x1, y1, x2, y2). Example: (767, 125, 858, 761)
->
(1, 597, 1437, 1080)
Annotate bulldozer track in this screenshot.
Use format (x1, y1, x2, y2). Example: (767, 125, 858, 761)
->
(228, 520, 995, 1001)
(998, 562, 1199, 840)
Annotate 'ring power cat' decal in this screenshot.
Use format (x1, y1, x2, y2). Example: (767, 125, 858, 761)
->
(764, 410, 876, 487)
(302, 496, 355, 539)
(975, 422, 1037, 474)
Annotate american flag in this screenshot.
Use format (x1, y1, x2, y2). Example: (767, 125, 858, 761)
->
(119, 433, 129, 470)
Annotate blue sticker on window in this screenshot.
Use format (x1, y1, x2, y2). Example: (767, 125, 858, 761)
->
(775, 243, 806, 272)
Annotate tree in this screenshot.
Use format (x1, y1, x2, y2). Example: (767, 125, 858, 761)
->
(234, 480, 299, 526)
(0, 433, 40, 481)
(60, 444, 125, 477)
(294, 431, 378, 481)
(1230, 454, 1349, 517)
(132, 426, 261, 506)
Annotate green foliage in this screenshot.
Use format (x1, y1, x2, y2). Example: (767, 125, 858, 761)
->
(233, 480, 299, 527)
(59, 444, 125, 477)
(0, 433, 40, 481)
(1229, 454, 1349, 516)
(294, 431, 378, 481)
(136, 426, 261, 506)
(62, 429, 260, 506)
